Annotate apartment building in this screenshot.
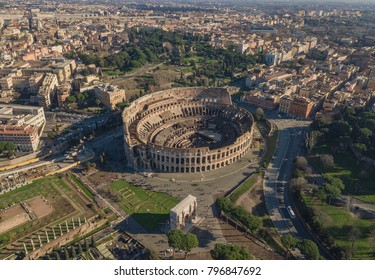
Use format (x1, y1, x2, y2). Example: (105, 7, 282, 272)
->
(0, 125, 40, 151)
(0, 104, 45, 151)
(94, 83, 125, 110)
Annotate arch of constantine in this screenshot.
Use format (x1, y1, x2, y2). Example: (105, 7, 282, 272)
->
(122, 87, 254, 173)
(169, 195, 197, 230)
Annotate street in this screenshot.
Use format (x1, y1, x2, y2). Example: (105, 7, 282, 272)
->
(263, 119, 310, 238)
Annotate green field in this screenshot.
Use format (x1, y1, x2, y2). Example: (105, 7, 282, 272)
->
(69, 174, 94, 199)
(109, 180, 179, 231)
(263, 126, 278, 166)
(0, 176, 70, 209)
(309, 145, 375, 203)
(229, 173, 260, 203)
(102, 68, 125, 76)
(303, 194, 375, 259)
(0, 175, 99, 259)
(180, 67, 193, 74)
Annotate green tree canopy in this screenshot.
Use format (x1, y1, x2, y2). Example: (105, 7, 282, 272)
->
(167, 229, 184, 252)
(210, 243, 253, 260)
(182, 233, 199, 259)
(254, 107, 265, 121)
(298, 239, 320, 260)
(281, 234, 298, 251)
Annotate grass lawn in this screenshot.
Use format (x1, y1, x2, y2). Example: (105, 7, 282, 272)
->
(303, 194, 375, 259)
(69, 174, 94, 199)
(180, 67, 193, 74)
(262, 126, 278, 165)
(229, 173, 260, 203)
(309, 145, 375, 203)
(86, 107, 104, 113)
(102, 68, 125, 76)
(109, 180, 179, 232)
(0, 176, 70, 209)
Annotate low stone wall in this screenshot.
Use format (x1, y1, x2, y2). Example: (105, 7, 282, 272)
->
(0, 151, 45, 169)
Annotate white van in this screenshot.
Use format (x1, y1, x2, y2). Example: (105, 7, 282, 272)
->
(287, 206, 295, 219)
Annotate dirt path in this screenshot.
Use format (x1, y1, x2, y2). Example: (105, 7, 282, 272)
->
(219, 221, 283, 260)
(236, 176, 268, 216)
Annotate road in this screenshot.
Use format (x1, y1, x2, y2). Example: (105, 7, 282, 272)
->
(237, 101, 333, 258)
(110, 63, 164, 83)
(263, 119, 310, 237)
(263, 118, 334, 259)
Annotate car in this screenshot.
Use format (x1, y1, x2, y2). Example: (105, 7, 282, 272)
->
(287, 206, 295, 219)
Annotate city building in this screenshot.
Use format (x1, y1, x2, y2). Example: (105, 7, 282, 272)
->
(288, 96, 315, 118)
(33, 73, 58, 108)
(94, 84, 126, 110)
(0, 125, 40, 152)
(0, 104, 45, 151)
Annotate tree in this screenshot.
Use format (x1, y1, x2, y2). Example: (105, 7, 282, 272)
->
(81, 69, 90, 76)
(216, 197, 262, 232)
(328, 120, 351, 139)
(254, 107, 265, 121)
(91, 236, 96, 247)
(76, 93, 85, 102)
(353, 143, 367, 153)
(4, 142, 15, 152)
(319, 154, 335, 170)
(358, 128, 372, 145)
(281, 234, 298, 258)
(95, 99, 101, 106)
(182, 233, 199, 259)
(294, 156, 308, 172)
(71, 246, 77, 259)
(358, 127, 372, 140)
(305, 130, 320, 155)
(210, 243, 253, 260)
(78, 242, 83, 255)
(167, 229, 184, 256)
(0, 142, 16, 158)
(84, 239, 89, 251)
(315, 188, 327, 204)
(298, 239, 320, 260)
(290, 177, 308, 192)
(322, 175, 345, 204)
(64, 247, 70, 260)
(67, 96, 77, 103)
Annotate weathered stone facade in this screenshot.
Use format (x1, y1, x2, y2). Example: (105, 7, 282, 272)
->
(123, 87, 254, 173)
(170, 195, 197, 230)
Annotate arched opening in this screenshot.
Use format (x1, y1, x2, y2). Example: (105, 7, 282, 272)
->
(185, 214, 190, 225)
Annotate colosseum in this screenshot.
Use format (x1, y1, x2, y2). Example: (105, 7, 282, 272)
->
(122, 87, 254, 173)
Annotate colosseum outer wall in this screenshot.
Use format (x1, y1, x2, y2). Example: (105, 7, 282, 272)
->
(123, 87, 254, 173)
